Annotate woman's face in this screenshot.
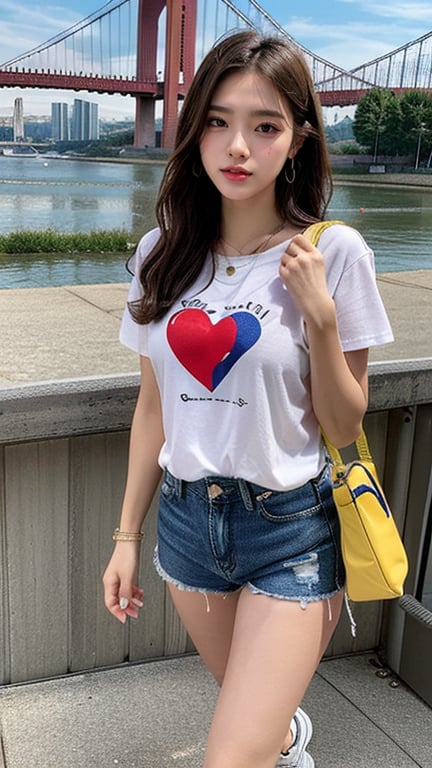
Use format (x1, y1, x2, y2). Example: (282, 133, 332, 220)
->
(199, 70, 297, 206)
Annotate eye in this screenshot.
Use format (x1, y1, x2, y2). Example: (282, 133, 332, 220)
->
(256, 123, 278, 134)
(207, 117, 226, 128)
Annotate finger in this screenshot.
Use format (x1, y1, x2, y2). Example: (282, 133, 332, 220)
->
(108, 596, 137, 622)
(115, 608, 128, 624)
(280, 249, 300, 269)
(291, 233, 315, 251)
(103, 576, 120, 611)
(105, 593, 128, 624)
(119, 585, 144, 619)
(284, 240, 306, 260)
(122, 598, 143, 619)
(104, 580, 134, 621)
(118, 578, 133, 607)
(131, 596, 144, 608)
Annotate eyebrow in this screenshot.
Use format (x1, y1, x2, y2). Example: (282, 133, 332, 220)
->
(208, 104, 285, 119)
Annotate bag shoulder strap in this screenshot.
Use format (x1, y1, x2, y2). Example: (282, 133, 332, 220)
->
(322, 429, 373, 466)
(304, 221, 374, 467)
(303, 221, 344, 247)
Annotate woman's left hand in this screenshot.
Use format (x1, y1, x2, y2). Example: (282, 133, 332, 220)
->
(279, 233, 334, 325)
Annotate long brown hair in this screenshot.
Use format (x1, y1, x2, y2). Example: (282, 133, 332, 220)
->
(129, 30, 333, 323)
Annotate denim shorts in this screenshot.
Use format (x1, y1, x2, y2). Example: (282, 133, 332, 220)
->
(155, 466, 345, 605)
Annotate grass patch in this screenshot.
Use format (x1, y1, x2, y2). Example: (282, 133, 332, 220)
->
(0, 229, 136, 254)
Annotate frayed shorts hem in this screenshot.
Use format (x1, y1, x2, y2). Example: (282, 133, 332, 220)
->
(154, 549, 239, 597)
(154, 548, 342, 607)
(247, 582, 343, 607)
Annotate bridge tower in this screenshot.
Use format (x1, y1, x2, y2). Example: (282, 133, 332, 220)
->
(13, 97, 24, 142)
(135, 0, 197, 149)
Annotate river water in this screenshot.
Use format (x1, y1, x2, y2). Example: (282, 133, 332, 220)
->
(0, 156, 431, 288)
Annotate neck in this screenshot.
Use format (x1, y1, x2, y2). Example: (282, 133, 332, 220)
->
(219, 204, 284, 256)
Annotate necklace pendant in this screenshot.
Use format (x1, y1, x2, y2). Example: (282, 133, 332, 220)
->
(226, 265, 236, 276)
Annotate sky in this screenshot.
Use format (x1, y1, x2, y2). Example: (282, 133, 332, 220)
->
(0, 0, 431, 121)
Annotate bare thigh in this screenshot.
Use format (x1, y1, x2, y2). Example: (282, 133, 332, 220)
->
(204, 588, 344, 768)
(167, 583, 240, 685)
(169, 583, 343, 768)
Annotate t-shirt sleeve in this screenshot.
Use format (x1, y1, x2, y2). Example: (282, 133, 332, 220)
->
(321, 224, 394, 351)
(119, 228, 161, 356)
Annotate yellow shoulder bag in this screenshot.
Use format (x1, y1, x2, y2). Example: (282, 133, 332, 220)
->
(304, 221, 409, 602)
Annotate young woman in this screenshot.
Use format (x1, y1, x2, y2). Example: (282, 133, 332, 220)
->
(103, 30, 393, 768)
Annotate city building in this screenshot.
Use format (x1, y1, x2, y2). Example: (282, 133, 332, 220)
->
(13, 97, 24, 142)
(51, 102, 70, 141)
(0, 116, 13, 142)
(70, 99, 99, 141)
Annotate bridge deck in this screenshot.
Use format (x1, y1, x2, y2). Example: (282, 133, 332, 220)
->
(0, 69, 168, 96)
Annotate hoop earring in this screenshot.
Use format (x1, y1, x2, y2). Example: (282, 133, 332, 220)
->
(192, 161, 202, 179)
(284, 158, 295, 184)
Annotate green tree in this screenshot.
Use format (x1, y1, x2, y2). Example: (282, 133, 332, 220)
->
(353, 88, 399, 158)
(398, 91, 432, 165)
(379, 96, 403, 155)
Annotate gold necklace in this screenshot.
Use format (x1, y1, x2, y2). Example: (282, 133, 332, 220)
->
(219, 222, 286, 276)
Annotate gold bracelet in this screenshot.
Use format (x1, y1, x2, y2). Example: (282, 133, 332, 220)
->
(112, 527, 144, 542)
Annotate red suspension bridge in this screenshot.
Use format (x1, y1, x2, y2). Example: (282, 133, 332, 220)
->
(0, 0, 431, 148)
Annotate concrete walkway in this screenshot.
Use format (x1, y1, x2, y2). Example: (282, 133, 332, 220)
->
(1, 270, 431, 387)
(1, 653, 431, 767)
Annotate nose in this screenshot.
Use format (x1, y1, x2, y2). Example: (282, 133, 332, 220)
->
(228, 130, 250, 159)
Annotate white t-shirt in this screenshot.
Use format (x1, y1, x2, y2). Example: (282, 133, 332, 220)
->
(120, 224, 393, 490)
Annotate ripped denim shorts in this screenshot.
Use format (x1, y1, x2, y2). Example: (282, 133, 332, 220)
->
(155, 465, 345, 606)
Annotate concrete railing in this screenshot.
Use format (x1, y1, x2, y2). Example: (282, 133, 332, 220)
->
(1, 358, 431, 684)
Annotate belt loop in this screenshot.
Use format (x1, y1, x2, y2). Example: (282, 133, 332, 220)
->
(175, 475, 184, 498)
(165, 469, 183, 498)
(312, 462, 329, 490)
(238, 479, 254, 511)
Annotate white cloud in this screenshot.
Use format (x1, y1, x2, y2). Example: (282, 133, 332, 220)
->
(284, 15, 429, 70)
(0, 2, 82, 65)
(0, 0, 79, 26)
(337, 0, 432, 23)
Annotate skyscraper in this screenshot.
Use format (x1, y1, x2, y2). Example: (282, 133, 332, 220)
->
(13, 97, 24, 142)
(51, 103, 70, 141)
(71, 99, 100, 141)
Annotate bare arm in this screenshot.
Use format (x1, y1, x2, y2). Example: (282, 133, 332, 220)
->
(118, 355, 164, 531)
(280, 234, 368, 448)
(102, 355, 164, 623)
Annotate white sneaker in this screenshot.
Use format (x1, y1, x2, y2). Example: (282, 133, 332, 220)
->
(275, 707, 314, 768)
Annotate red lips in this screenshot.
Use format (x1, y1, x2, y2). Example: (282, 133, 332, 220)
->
(220, 166, 252, 181)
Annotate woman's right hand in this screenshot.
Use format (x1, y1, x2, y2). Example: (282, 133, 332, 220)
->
(102, 542, 144, 624)
(103, 356, 163, 624)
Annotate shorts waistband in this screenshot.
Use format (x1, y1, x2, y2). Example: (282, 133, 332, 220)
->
(162, 464, 330, 510)
(163, 470, 256, 510)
